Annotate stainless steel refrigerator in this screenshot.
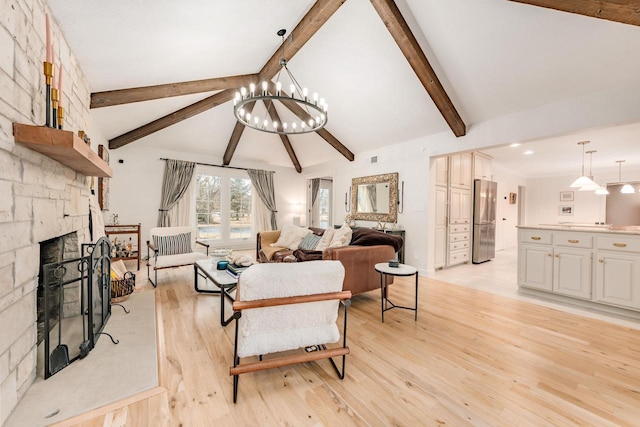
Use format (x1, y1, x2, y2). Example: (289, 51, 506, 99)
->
(472, 179, 497, 263)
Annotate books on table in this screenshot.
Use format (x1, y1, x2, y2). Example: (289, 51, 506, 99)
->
(226, 263, 250, 278)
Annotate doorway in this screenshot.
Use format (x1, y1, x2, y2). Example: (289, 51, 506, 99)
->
(307, 178, 333, 228)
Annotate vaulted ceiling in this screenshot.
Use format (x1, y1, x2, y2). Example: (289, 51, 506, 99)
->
(48, 0, 640, 173)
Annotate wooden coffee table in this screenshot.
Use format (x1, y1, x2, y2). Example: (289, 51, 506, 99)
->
(194, 259, 237, 326)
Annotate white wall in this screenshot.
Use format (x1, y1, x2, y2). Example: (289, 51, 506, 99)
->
(492, 163, 526, 250)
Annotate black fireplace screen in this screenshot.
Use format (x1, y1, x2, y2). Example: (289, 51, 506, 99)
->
(42, 237, 111, 378)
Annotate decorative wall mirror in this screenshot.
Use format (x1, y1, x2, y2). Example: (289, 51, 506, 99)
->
(351, 172, 398, 222)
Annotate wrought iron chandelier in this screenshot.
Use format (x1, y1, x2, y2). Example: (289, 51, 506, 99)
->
(233, 29, 328, 135)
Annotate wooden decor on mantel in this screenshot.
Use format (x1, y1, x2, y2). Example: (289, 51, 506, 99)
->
(12, 123, 112, 177)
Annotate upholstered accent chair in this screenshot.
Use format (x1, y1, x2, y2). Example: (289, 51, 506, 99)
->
(229, 261, 351, 403)
(147, 226, 209, 287)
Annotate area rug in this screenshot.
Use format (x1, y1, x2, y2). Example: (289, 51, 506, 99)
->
(5, 291, 158, 427)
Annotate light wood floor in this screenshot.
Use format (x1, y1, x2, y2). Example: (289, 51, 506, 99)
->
(60, 265, 640, 426)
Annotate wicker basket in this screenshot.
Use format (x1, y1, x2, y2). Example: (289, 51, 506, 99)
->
(111, 271, 135, 303)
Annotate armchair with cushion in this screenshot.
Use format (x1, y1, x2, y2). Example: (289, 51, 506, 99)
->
(147, 226, 210, 287)
(230, 261, 351, 402)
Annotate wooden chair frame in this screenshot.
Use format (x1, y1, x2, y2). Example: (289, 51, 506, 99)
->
(230, 291, 352, 403)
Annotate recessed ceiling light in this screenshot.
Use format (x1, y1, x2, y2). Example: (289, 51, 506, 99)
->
(510, 143, 521, 147)
(524, 150, 534, 155)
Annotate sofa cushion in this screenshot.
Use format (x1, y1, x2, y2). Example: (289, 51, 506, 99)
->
(153, 232, 192, 256)
(315, 228, 335, 251)
(271, 223, 312, 250)
(298, 233, 322, 250)
(151, 251, 208, 268)
(329, 223, 352, 248)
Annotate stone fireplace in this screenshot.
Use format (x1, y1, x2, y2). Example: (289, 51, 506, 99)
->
(0, 2, 97, 423)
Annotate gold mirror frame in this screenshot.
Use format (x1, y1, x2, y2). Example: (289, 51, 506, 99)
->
(350, 172, 398, 222)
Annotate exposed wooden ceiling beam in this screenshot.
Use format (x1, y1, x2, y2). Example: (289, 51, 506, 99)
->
(263, 100, 302, 173)
(223, 101, 256, 166)
(369, 0, 466, 137)
(508, 0, 640, 26)
(112, 0, 348, 150)
(91, 74, 259, 108)
(279, 95, 354, 161)
(259, 0, 348, 80)
(109, 89, 234, 149)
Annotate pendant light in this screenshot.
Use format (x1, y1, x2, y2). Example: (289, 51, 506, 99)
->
(616, 160, 636, 194)
(570, 141, 598, 189)
(578, 150, 601, 191)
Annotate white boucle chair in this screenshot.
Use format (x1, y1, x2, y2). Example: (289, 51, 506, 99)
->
(229, 260, 351, 403)
(147, 226, 209, 287)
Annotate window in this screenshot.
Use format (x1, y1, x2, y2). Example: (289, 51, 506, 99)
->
(195, 168, 252, 244)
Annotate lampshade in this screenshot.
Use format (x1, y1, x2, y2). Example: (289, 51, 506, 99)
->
(616, 160, 635, 194)
(569, 141, 595, 188)
(621, 184, 636, 194)
(594, 186, 609, 195)
(570, 175, 598, 188)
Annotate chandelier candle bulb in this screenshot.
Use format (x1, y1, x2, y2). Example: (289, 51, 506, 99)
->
(290, 84, 295, 97)
(273, 121, 278, 129)
(263, 119, 268, 129)
(276, 82, 282, 95)
(241, 87, 247, 98)
(262, 81, 268, 94)
(301, 121, 306, 130)
(283, 123, 287, 130)
(303, 87, 308, 100)
(313, 93, 318, 104)
(254, 116, 259, 126)
(249, 83, 255, 96)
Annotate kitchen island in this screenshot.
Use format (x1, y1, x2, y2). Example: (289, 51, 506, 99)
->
(518, 224, 640, 313)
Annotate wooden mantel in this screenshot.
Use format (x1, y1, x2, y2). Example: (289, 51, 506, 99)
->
(13, 123, 112, 177)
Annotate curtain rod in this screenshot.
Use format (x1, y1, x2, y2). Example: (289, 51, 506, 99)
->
(159, 158, 275, 173)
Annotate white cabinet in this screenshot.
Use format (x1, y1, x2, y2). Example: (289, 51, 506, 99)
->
(473, 152, 492, 180)
(518, 228, 640, 312)
(434, 186, 448, 269)
(553, 248, 592, 299)
(449, 153, 472, 189)
(449, 188, 471, 225)
(435, 157, 448, 187)
(519, 244, 553, 291)
(594, 235, 640, 310)
(518, 229, 592, 299)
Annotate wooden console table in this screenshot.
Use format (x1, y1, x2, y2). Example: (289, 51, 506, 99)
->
(104, 224, 141, 270)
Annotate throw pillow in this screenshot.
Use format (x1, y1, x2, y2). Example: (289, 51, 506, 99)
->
(329, 223, 353, 248)
(270, 223, 312, 250)
(153, 232, 192, 256)
(315, 228, 335, 251)
(298, 233, 322, 250)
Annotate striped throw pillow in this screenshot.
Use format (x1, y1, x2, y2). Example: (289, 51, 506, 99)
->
(153, 232, 192, 256)
(298, 233, 322, 250)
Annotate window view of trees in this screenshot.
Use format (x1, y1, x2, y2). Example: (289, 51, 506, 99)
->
(229, 177, 252, 239)
(196, 175, 221, 239)
(195, 173, 252, 240)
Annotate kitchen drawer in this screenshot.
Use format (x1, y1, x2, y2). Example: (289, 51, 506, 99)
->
(596, 236, 640, 253)
(449, 232, 470, 244)
(450, 224, 471, 233)
(448, 249, 469, 265)
(519, 229, 553, 245)
(450, 240, 469, 251)
(450, 219, 471, 225)
(554, 233, 593, 249)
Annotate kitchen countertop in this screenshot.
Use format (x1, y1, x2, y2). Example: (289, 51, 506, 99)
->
(517, 224, 640, 235)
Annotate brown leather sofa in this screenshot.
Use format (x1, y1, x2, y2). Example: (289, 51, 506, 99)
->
(256, 229, 398, 296)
